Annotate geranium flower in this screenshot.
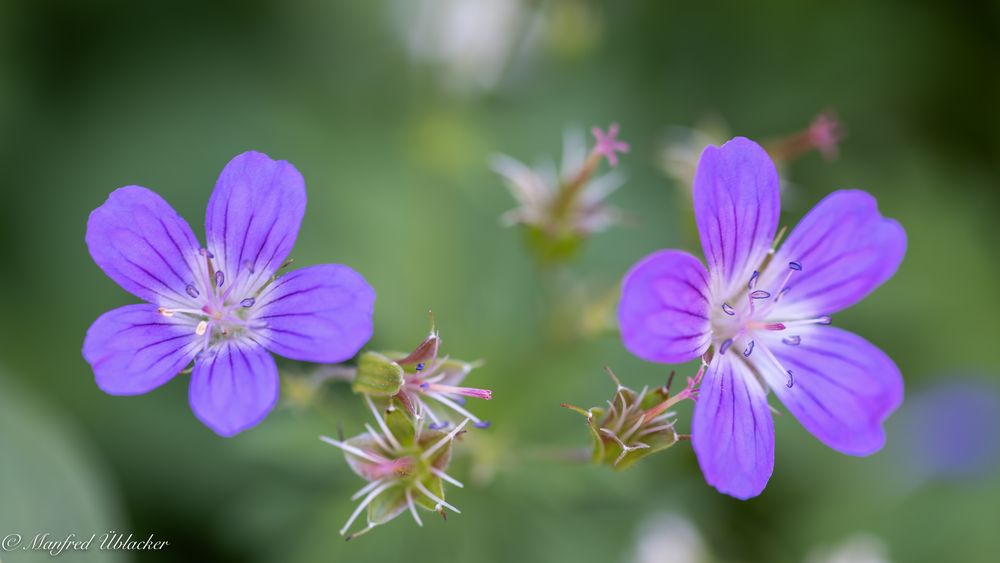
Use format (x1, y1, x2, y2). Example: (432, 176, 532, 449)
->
(83, 151, 376, 436)
(618, 137, 905, 498)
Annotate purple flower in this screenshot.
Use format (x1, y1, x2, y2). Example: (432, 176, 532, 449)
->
(83, 151, 376, 437)
(895, 378, 1000, 481)
(618, 137, 906, 499)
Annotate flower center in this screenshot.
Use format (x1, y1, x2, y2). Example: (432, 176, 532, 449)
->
(710, 261, 830, 362)
(156, 248, 268, 352)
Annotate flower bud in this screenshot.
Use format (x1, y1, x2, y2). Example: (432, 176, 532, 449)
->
(563, 367, 700, 471)
(352, 351, 405, 396)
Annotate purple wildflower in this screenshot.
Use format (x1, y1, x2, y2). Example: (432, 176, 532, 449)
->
(83, 151, 376, 437)
(895, 378, 1000, 481)
(618, 137, 906, 499)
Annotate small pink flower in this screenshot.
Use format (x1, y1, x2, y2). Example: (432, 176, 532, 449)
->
(591, 123, 631, 167)
(808, 111, 845, 160)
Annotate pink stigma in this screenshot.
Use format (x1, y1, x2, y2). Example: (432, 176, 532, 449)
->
(591, 123, 630, 167)
(808, 111, 845, 160)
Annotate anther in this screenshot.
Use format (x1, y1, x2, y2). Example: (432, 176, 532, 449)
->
(722, 303, 736, 316)
(764, 323, 786, 331)
(743, 340, 755, 357)
(748, 270, 759, 289)
(157, 307, 174, 317)
(782, 335, 801, 346)
(195, 320, 209, 336)
(185, 284, 199, 298)
(719, 338, 733, 355)
(818, 316, 832, 325)
(474, 421, 492, 429)
(786, 370, 794, 388)
(428, 421, 449, 430)
(775, 287, 790, 302)
(416, 362, 426, 372)
(750, 290, 771, 300)
(789, 261, 802, 271)
(215, 271, 225, 287)
(240, 297, 255, 308)
(199, 248, 214, 259)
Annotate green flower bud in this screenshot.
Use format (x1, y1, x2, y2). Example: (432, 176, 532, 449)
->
(563, 366, 701, 471)
(352, 352, 405, 396)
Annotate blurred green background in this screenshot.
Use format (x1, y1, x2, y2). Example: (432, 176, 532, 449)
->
(1, 0, 999, 561)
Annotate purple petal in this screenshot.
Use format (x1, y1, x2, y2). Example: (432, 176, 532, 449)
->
(618, 250, 712, 364)
(693, 137, 780, 298)
(766, 190, 906, 317)
(758, 326, 903, 456)
(255, 264, 375, 363)
(896, 379, 1000, 480)
(204, 151, 306, 283)
(692, 354, 774, 499)
(189, 341, 279, 437)
(83, 304, 198, 395)
(86, 186, 202, 305)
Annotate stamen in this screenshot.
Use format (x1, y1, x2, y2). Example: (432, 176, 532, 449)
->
(320, 435, 389, 464)
(748, 270, 759, 289)
(722, 303, 736, 316)
(350, 478, 386, 501)
(474, 420, 491, 429)
(781, 316, 831, 328)
(782, 335, 801, 346)
(199, 248, 214, 259)
(764, 323, 785, 331)
(428, 421, 449, 430)
(719, 339, 733, 355)
(405, 488, 423, 527)
(743, 340, 755, 357)
(195, 320, 209, 336)
(430, 466, 465, 488)
(427, 392, 483, 424)
(416, 362, 426, 371)
(789, 261, 802, 271)
(364, 423, 391, 453)
(340, 481, 395, 536)
(240, 297, 255, 308)
(786, 370, 795, 388)
(750, 290, 771, 300)
(185, 284, 199, 298)
(364, 395, 403, 452)
(775, 287, 790, 302)
(422, 418, 469, 461)
(214, 270, 225, 287)
(414, 480, 461, 514)
(157, 307, 174, 317)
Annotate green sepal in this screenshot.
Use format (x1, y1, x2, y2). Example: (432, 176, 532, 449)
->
(585, 406, 607, 463)
(352, 352, 405, 396)
(523, 225, 583, 264)
(413, 475, 445, 511)
(417, 428, 454, 469)
(383, 402, 416, 447)
(367, 482, 408, 526)
(606, 427, 679, 472)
